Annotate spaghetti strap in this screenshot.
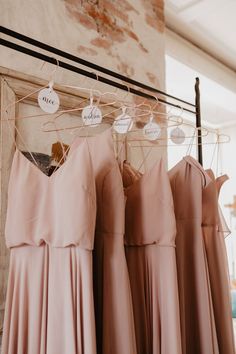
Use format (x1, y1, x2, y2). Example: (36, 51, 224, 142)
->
(216, 174, 229, 196)
(114, 134, 127, 177)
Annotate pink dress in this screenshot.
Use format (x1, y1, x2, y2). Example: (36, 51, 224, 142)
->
(2, 140, 97, 354)
(69, 129, 137, 354)
(169, 156, 219, 354)
(123, 160, 182, 354)
(202, 170, 235, 353)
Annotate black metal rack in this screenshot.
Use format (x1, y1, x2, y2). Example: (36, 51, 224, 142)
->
(0, 26, 203, 165)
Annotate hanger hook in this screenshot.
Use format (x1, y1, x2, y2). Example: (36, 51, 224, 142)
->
(146, 94, 158, 124)
(151, 94, 159, 112)
(122, 106, 127, 115)
(90, 71, 101, 105)
(90, 71, 99, 92)
(148, 112, 154, 123)
(90, 90, 94, 106)
(176, 105, 184, 117)
(173, 105, 184, 124)
(122, 83, 131, 103)
(40, 57, 60, 89)
(50, 58, 60, 83)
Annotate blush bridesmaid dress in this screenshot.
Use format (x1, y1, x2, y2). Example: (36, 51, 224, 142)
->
(122, 159, 182, 354)
(2, 139, 97, 354)
(202, 169, 235, 353)
(168, 156, 219, 354)
(69, 128, 137, 354)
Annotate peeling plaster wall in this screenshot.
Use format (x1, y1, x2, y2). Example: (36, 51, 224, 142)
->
(0, 0, 165, 88)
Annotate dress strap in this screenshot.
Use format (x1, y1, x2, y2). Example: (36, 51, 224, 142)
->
(218, 205, 231, 237)
(113, 132, 127, 177)
(183, 155, 212, 188)
(216, 174, 229, 196)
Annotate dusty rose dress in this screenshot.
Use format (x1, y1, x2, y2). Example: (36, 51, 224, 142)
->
(2, 140, 97, 354)
(69, 129, 137, 354)
(202, 170, 235, 353)
(168, 156, 219, 354)
(123, 160, 182, 354)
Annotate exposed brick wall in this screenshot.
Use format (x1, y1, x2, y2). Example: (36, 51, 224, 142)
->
(64, 0, 151, 51)
(63, 0, 165, 88)
(141, 0, 165, 32)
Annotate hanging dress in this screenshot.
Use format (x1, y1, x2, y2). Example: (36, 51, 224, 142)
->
(123, 159, 182, 354)
(69, 128, 137, 354)
(2, 138, 97, 354)
(202, 169, 235, 353)
(168, 156, 219, 354)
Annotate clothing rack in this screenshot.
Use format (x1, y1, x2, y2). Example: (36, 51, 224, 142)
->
(0, 26, 203, 165)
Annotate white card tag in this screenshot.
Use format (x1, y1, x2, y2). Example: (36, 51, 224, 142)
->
(113, 113, 133, 134)
(82, 105, 102, 127)
(143, 121, 161, 141)
(170, 127, 185, 145)
(38, 87, 60, 114)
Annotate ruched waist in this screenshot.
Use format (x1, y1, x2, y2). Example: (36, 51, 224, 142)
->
(5, 231, 94, 250)
(95, 230, 125, 237)
(124, 229, 176, 247)
(124, 239, 176, 247)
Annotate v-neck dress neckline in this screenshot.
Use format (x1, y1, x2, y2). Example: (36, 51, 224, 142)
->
(15, 136, 86, 180)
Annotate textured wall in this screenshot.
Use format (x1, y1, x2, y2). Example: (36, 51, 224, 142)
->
(0, 0, 165, 88)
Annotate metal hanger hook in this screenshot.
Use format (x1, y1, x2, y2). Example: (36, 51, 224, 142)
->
(122, 83, 131, 102)
(40, 57, 60, 89)
(91, 71, 99, 92)
(151, 94, 159, 111)
(89, 90, 94, 106)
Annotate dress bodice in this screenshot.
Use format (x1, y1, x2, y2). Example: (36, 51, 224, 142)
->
(5, 140, 96, 249)
(168, 156, 212, 221)
(123, 159, 176, 247)
(69, 128, 126, 236)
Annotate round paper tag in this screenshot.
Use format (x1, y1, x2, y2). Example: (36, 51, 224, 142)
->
(143, 121, 161, 141)
(38, 88, 60, 114)
(113, 113, 133, 134)
(170, 127, 185, 145)
(82, 105, 102, 127)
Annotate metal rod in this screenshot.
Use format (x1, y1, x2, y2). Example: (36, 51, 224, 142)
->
(195, 77, 203, 165)
(0, 38, 196, 115)
(0, 26, 195, 108)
